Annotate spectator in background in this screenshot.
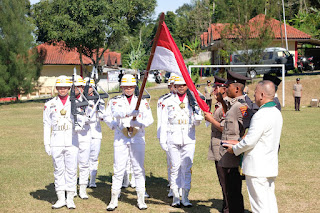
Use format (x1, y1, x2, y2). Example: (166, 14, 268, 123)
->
(293, 78, 302, 111)
(204, 80, 214, 111)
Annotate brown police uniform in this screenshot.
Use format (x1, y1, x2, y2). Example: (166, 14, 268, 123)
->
(293, 80, 302, 111)
(208, 100, 229, 212)
(204, 84, 213, 111)
(219, 95, 251, 213)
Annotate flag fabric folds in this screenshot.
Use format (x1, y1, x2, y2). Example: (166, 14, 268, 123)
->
(150, 22, 210, 112)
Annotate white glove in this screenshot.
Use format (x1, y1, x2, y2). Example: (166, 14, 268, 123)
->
(75, 124, 83, 132)
(127, 110, 139, 117)
(194, 113, 203, 121)
(45, 145, 51, 156)
(130, 119, 143, 128)
(160, 143, 168, 152)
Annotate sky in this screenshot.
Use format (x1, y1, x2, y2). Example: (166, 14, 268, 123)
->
(30, 0, 191, 16)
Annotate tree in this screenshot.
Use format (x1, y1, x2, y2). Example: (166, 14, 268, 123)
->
(32, 0, 156, 73)
(216, 0, 273, 67)
(0, 0, 43, 100)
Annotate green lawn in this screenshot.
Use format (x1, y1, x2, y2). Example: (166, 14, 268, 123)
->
(0, 88, 319, 212)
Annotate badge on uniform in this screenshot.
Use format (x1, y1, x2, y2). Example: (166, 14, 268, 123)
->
(145, 102, 150, 110)
(44, 105, 47, 111)
(179, 102, 185, 109)
(239, 106, 248, 117)
(60, 109, 67, 115)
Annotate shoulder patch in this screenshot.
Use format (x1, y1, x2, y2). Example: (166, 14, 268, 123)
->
(239, 105, 248, 117)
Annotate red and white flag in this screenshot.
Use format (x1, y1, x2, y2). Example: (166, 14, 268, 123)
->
(149, 21, 209, 112)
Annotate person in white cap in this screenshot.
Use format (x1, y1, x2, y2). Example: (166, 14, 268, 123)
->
(160, 75, 203, 208)
(43, 75, 78, 209)
(104, 74, 153, 211)
(73, 75, 91, 199)
(157, 73, 177, 198)
(83, 77, 105, 188)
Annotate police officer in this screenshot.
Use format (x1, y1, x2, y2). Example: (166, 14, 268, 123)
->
(263, 74, 282, 111)
(204, 76, 230, 212)
(216, 70, 251, 213)
(293, 78, 302, 111)
(157, 73, 177, 198)
(43, 75, 78, 209)
(204, 80, 214, 111)
(160, 76, 203, 208)
(104, 74, 153, 211)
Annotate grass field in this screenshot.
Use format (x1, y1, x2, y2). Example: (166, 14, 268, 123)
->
(0, 76, 320, 212)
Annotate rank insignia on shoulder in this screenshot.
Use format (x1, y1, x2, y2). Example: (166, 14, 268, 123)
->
(239, 106, 248, 117)
(238, 99, 245, 104)
(44, 105, 47, 111)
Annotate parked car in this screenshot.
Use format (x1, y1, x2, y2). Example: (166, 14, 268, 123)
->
(230, 47, 294, 78)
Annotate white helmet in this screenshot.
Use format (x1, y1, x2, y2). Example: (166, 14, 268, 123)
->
(174, 75, 186, 85)
(73, 75, 85, 86)
(84, 77, 95, 86)
(55, 75, 71, 87)
(121, 74, 136, 86)
(169, 73, 178, 85)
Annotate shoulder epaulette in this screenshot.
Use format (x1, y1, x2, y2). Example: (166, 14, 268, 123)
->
(162, 93, 172, 101)
(111, 95, 122, 100)
(45, 96, 56, 104)
(159, 93, 170, 99)
(238, 99, 246, 104)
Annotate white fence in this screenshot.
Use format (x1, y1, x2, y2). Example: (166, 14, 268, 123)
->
(188, 64, 286, 107)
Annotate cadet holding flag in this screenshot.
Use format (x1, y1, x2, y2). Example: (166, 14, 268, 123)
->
(43, 75, 78, 209)
(160, 76, 203, 208)
(104, 74, 153, 211)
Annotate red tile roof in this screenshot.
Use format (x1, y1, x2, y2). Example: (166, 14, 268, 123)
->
(201, 14, 311, 47)
(36, 42, 121, 66)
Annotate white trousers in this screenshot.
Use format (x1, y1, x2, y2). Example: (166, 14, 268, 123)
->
(246, 176, 278, 213)
(89, 138, 101, 172)
(112, 143, 146, 191)
(168, 143, 195, 190)
(51, 146, 78, 192)
(166, 151, 171, 184)
(78, 142, 91, 185)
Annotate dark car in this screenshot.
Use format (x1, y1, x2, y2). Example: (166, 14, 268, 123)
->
(230, 47, 294, 78)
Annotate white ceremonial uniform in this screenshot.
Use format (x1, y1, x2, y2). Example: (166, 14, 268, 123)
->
(157, 93, 173, 185)
(105, 94, 153, 192)
(160, 94, 203, 190)
(77, 97, 92, 186)
(43, 96, 79, 192)
(232, 102, 283, 213)
(88, 99, 105, 180)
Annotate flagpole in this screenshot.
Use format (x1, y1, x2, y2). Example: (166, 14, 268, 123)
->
(133, 13, 165, 112)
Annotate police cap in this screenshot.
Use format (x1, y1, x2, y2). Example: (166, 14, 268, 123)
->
(225, 70, 251, 85)
(263, 74, 282, 86)
(213, 76, 227, 87)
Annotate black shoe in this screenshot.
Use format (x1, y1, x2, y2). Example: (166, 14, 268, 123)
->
(106, 206, 117, 211)
(171, 203, 181, 208)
